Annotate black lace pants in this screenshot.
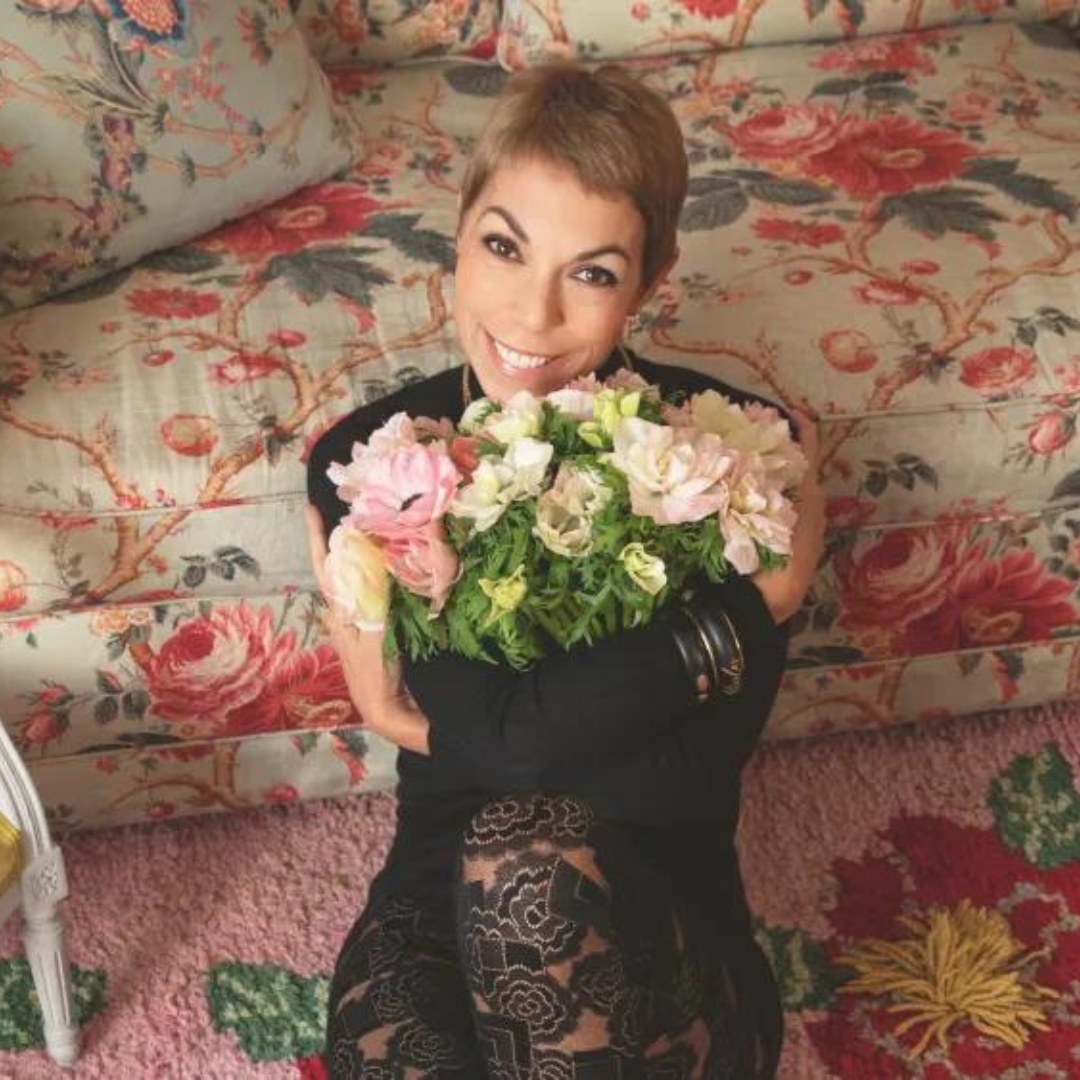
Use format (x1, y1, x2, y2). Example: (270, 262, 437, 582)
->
(324, 795, 782, 1079)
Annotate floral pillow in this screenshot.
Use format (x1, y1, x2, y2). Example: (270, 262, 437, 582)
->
(497, 0, 1076, 69)
(293, 0, 500, 67)
(0, 1, 355, 313)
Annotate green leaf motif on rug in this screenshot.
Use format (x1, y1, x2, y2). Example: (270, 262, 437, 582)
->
(755, 923, 839, 1011)
(989, 742, 1080, 868)
(0, 957, 105, 1051)
(207, 961, 329, 1062)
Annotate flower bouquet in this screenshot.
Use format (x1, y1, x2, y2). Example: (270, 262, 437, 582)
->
(323, 370, 806, 671)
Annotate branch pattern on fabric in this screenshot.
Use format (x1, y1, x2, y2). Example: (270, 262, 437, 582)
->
(323, 370, 806, 670)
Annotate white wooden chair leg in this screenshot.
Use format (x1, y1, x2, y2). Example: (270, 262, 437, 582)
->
(20, 847, 79, 1068)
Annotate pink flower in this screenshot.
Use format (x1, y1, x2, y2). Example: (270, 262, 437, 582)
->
(384, 522, 461, 615)
(342, 443, 461, 541)
(1027, 412, 1074, 456)
(606, 417, 738, 525)
(0, 559, 28, 612)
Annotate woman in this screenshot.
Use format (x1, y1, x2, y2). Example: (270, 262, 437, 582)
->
(307, 62, 825, 1079)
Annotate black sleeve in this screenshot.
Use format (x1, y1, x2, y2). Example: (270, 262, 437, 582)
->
(545, 574, 789, 825)
(403, 573, 783, 794)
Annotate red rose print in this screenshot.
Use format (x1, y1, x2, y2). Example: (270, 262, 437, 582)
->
(819, 329, 878, 373)
(753, 217, 845, 248)
(901, 258, 939, 275)
(727, 104, 841, 162)
(835, 527, 967, 656)
(161, 414, 220, 457)
(959, 346, 1037, 394)
(826, 495, 877, 529)
(202, 184, 381, 260)
(127, 288, 221, 319)
(1027, 411, 1075, 456)
(679, 0, 736, 17)
(209, 351, 283, 385)
(807, 115, 975, 198)
(852, 279, 921, 306)
(0, 559, 28, 612)
(815, 33, 940, 77)
(18, 709, 66, 752)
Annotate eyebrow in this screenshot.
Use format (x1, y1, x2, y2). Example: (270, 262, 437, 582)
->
(480, 205, 632, 264)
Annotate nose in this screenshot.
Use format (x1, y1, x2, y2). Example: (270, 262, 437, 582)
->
(516, 272, 564, 334)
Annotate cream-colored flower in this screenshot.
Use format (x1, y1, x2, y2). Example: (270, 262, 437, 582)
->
(580, 386, 644, 447)
(451, 437, 554, 532)
(324, 523, 391, 630)
(459, 397, 498, 434)
(480, 390, 544, 444)
(479, 565, 528, 624)
(618, 543, 668, 596)
(718, 457, 798, 574)
(534, 497, 594, 558)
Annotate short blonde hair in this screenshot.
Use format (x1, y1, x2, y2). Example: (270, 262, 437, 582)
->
(459, 63, 688, 290)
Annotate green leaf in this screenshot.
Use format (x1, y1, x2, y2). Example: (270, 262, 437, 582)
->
(207, 962, 329, 1062)
(679, 187, 750, 231)
(838, 0, 866, 28)
(962, 158, 1077, 221)
(0, 958, 106, 1051)
(989, 743, 1080, 868)
(263, 246, 392, 306)
(810, 77, 865, 97)
(140, 246, 223, 275)
(746, 179, 833, 207)
(1051, 468, 1080, 501)
(50, 267, 133, 305)
(754, 922, 841, 1011)
(442, 64, 509, 97)
(363, 213, 456, 269)
(1018, 21, 1078, 50)
(878, 187, 1005, 242)
(93, 696, 119, 725)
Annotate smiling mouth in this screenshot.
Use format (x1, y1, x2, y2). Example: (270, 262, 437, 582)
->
(488, 332, 556, 372)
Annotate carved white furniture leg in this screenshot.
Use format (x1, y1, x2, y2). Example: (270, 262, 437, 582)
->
(0, 721, 79, 1068)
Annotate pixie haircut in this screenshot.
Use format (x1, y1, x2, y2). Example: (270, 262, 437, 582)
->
(458, 63, 689, 290)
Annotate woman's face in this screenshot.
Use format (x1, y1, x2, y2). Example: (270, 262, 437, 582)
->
(454, 156, 650, 403)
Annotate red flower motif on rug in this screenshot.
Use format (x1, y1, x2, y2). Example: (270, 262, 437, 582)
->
(808, 792, 1080, 1075)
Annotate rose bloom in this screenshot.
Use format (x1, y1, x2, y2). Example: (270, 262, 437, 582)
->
(1027, 411, 1074, 456)
(161, 413, 219, 457)
(201, 183, 381, 260)
(806, 115, 975, 198)
(325, 524, 391, 630)
(727, 104, 841, 162)
(606, 417, 737, 525)
(753, 217, 845, 248)
(947, 89, 997, 125)
(718, 459, 797, 574)
(340, 442, 461, 541)
(126, 287, 221, 319)
(209, 351, 283, 385)
(680, 0, 737, 17)
(959, 346, 1037, 394)
(826, 495, 877, 529)
(852, 279, 921, 306)
(18, 709, 66, 752)
(814, 33, 938, 77)
(836, 527, 968, 656)
(0, 559, 28, 612)
(820, 328, 879, 373)
(383, 522, 460, 615)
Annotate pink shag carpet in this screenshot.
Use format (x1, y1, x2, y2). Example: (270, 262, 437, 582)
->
(3, 701, 1080, 1079)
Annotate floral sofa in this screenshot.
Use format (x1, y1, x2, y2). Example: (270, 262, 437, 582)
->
(2, 0, 1079, 833)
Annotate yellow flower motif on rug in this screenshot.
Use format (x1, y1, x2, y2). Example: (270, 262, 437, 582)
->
(838, 899, 1060, 1056)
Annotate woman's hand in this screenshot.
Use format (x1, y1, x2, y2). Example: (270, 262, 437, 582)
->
(752, 411, 826, 625)
(305, 506, 430, 755)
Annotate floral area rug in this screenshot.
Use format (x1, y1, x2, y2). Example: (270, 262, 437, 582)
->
(2, 700, 1079, 1079)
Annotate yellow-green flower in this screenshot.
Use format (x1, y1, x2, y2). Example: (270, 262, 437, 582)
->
(618, 543, 667, 596)
(479, 566, 528, 625)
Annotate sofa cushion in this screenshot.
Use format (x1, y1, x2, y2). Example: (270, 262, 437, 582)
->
(0, 1, 354, 313)
(294, 0, 500, 67)
(497, 0, 1076, 68)
(2, 21, 1080, 828)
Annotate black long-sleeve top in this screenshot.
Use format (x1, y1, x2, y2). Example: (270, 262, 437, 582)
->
(307, 351, 789, 933)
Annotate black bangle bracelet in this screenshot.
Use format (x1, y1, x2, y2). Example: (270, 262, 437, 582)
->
(666, 608, 715, 704)
(683, 596, 746, 697)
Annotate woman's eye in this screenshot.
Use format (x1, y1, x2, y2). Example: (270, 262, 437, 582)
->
(482, 234, 518, 260)
(575, 265, 619, 288)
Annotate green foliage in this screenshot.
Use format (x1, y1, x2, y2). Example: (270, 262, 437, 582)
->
(0, 959, 105, 1052)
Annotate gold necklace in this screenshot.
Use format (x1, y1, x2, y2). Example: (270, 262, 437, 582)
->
(460, 343, 636, 407)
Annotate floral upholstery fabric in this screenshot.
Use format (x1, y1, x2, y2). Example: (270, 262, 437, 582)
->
(0, 0, 354, 313)
(293, 0, 500, 66)
(497, 0, 1076, 68)
(2, 21, 1080, 831)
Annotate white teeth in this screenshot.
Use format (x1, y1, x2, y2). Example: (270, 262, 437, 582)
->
(492, 335, 553, 371)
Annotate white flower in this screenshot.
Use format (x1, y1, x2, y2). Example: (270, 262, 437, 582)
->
(551, 462, 611, 517)
(459, 397, 498, 434)
(691, 391, 807, 487)
(533, 464, 611, 558)
(545, 386, 597, 420)
(605, 416, 737, 525)
(480, 390, 544, 444)
(324, 524, 391, 630)
(618, 543, 667, 596)
(717, 457, 798, 574)
(451, 437, 554, 532)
